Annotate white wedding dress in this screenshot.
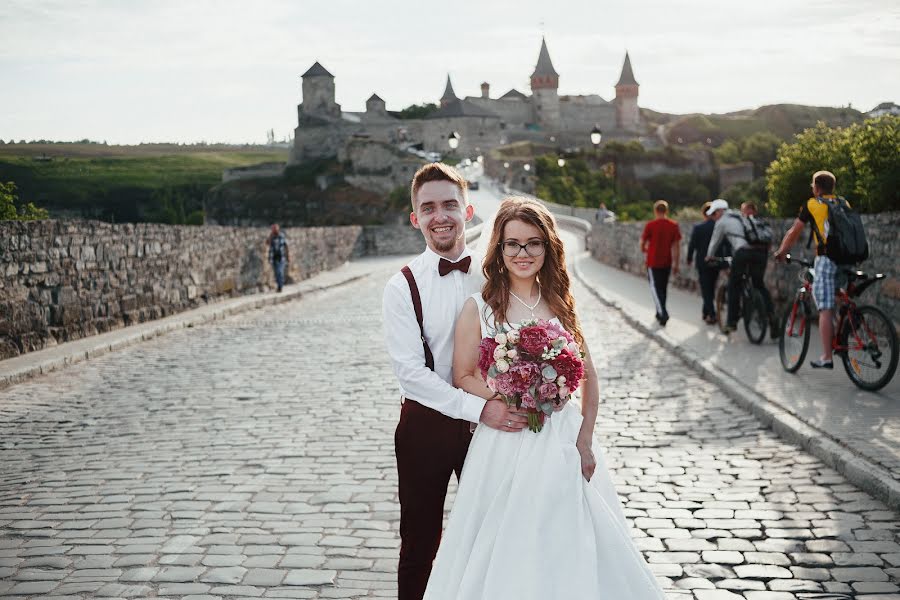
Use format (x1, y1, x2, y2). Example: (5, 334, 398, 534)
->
(423, 294, 667, 600)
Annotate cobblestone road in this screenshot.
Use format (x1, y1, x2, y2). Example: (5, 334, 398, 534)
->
(2, 256, 899, 599)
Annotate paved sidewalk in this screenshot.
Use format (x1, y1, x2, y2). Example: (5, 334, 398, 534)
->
(575, 255, 900, 497)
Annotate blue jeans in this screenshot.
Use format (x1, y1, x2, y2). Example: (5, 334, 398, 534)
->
(273, 259, 286, 289)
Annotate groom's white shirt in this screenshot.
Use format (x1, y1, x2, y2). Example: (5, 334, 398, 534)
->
(383, 245, 486, 423)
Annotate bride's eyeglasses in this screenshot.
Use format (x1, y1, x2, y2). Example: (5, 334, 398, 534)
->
(500, 240, 547, 257)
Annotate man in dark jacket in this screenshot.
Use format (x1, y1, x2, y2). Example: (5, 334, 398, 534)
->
(686, 201, 721, 324)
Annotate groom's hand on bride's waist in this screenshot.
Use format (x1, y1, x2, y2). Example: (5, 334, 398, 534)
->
(479, 399, 528, 432)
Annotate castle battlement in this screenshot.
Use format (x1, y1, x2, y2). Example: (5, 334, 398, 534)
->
(291, 39, 642, 164)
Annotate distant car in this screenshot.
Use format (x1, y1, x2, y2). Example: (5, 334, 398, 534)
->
(426, 152, 442, 162)
(467, 180, 479, 190)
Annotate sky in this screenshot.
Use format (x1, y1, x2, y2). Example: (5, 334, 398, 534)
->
(1, 0, 898, 145)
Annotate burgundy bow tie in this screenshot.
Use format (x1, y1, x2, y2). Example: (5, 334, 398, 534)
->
(438, 256, 472, 276)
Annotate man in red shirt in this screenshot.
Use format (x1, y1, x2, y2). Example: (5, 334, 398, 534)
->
(640, 200, 682, 326)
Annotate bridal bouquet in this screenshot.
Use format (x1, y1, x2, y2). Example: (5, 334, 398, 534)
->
(478, 319, 585, 433)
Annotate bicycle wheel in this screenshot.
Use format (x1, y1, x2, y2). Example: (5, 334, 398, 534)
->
(779, 299, 811, 373)
(715, 283, 728, 333)
(839, 305, 899, 392)
(743, 288, 767, 344)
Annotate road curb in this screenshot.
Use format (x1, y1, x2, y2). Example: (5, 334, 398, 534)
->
(574, 255, 900, 511)
(0, 269, 371, 392)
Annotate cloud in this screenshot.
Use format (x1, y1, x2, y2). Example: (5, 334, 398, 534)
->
(1, 0, 897, 142)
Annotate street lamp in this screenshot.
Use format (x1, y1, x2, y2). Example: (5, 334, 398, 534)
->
(523, 164, 531, 172)
(557, 157, 566, 168)
(447, 131, 460, 150)
(590, 125, 602, 147)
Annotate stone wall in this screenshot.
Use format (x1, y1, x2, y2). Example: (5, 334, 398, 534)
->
(0, 220, 438, 360)
(339, 139, 424, 194)
(352, 224, 425, 256)
(589, 212, 900, 326)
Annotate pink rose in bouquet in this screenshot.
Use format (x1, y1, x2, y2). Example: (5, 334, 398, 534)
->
(480, 318, 585, 432)
(478, 337, 499, 376)
(551, 348, 585, 388)
(518, 325, 552, 357)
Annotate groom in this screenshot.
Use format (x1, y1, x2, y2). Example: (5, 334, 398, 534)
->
(383, 163, 527, 600)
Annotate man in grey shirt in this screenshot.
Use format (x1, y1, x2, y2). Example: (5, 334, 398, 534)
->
(705, 199, 775, 335)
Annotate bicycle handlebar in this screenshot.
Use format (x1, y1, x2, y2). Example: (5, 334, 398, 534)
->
(706, 256, 732, 267)
(784, 253, 813, 269)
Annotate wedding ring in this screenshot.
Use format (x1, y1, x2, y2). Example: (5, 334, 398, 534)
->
(506, 420, 512, 427)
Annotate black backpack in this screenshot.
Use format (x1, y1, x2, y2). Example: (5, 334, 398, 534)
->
(811, 197, 869, 265)
(729, 213, 774, 248)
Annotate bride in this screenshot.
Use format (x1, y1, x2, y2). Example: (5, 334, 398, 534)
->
(423, 197, 666, 599)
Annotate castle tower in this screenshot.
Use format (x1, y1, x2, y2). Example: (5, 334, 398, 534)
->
(614, 52, 640, 131)
(366, 93, 387, 116)
(440, 75, 458, 108)
(530, 37, 561, 129)
(300, 61, 341, 119)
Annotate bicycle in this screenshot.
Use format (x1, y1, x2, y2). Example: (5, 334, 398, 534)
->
(778, 254, 898, 391)
(709, 256, 769, 344)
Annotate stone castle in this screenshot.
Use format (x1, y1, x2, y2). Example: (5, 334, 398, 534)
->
(290, 38, 643, 164)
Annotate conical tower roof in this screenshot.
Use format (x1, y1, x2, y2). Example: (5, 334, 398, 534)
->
(441, 75, 458, 102)
(531, 37, 559, 78)
(616, 52, 638, 86)
(302, 61, 333, 78)
(367, 93, 384, 103)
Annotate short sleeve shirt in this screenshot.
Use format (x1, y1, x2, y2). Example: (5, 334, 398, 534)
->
(641, 218, 682, 268)
(798, 195, 841, 256)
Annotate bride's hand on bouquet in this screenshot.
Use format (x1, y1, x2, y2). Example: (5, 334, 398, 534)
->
(480, 398, 528, 432)
(576, 442, 596, 481)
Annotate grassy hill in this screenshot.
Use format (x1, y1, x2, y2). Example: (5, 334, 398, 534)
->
(0, 143, 288, 223)
(644, 104, 865, 146)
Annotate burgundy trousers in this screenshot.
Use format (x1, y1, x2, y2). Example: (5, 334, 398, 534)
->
(395, 399, 473, 600)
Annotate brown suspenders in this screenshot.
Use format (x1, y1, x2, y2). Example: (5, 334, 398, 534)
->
(401, 266, 435, 371)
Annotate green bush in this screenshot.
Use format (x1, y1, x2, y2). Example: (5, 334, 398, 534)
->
(713, 132, 783, 180)
(766, 116, 900, 216)
(534, 155, 614, 208)
(722, 179, 769, 213)
(642, 173, 713, 207)
(1, 181, 49, 220)
(615, 201, 655, 221)
(395, 103, 440, 120)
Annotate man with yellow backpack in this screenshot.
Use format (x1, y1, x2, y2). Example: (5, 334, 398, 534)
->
(774, 170, 870, 369)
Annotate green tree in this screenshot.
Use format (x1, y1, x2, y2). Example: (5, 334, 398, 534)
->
(0, 182, 16, 219)
(766, 116, 899, 216)
(534, 155, 614, 208)
(713, 140, 742, 165)
(848, 116, 900, 212)
(1, 181, 49, 220)
(741, 132, 783, 177)
(642, 173, 712, 207)
(722, 179, 768, 212)
(395, 103, 440, 120)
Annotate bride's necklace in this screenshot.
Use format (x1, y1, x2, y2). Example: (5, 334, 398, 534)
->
(509, 286, 541, 317)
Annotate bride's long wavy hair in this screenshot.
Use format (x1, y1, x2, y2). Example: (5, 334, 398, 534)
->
(482, 197, 584, 348)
